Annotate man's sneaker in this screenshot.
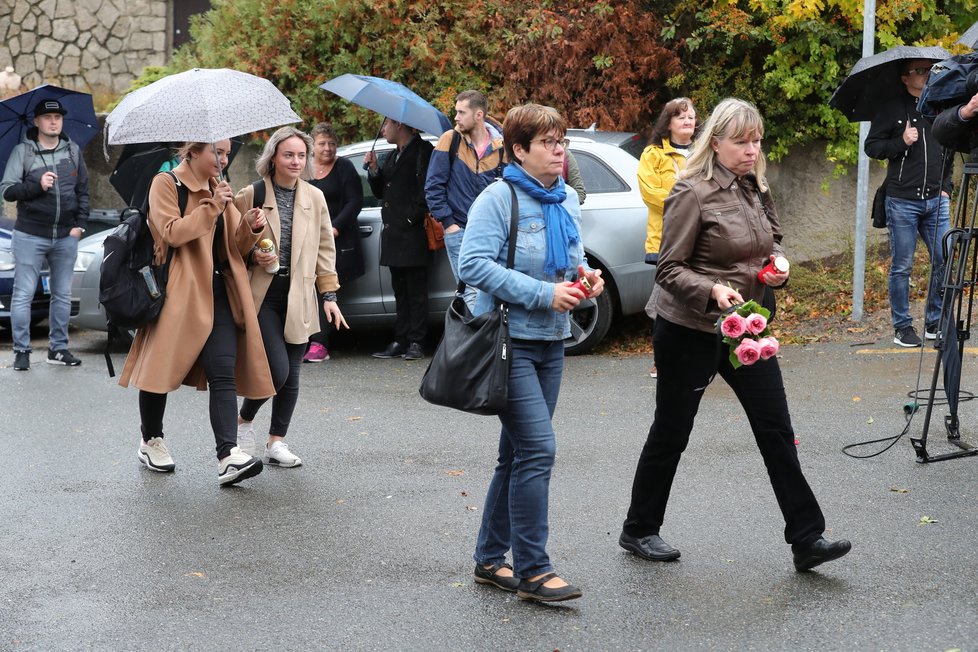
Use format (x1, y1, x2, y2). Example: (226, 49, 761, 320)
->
(13, 350, 29, 371)
(263, 440, 303, 468)
(237, 421, 257, 457)
(138, 437, 175, 473)
(303, 342, 330, 363)
(925, 323, 939, 340)
(218, 447, 263, 486)
(894, 326, 922, 348)
(47, 349, 81, 366)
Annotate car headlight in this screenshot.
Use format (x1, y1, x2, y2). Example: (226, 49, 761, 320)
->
(74, 250, 96, 272)
(0, 249, 14, 272)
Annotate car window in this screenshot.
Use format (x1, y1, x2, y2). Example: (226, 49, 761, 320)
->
(345, 152, 392, 209)
(573, 151, 630, 194)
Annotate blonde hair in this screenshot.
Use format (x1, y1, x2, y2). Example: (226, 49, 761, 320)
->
(255, 126, 314, 180)
(682, 98, 767, 191)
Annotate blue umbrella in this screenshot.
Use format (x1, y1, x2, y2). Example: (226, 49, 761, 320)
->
(0, 84, 99, 171)
(320, 74, 452, 136)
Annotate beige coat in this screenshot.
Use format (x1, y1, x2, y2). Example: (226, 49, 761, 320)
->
(233, 177, 339, 345)
(118, 163, 275, 398)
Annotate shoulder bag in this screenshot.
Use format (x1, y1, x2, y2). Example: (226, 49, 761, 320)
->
(418, 181, 518, 415)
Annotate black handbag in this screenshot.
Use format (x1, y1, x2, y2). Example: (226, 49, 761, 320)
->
(872, 179, 889, 229)
(419, 182, 519, 415)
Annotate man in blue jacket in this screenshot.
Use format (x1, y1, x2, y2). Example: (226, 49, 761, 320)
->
(0, 99, 89, 370)
(865, 59, 954, 348)
(424, 90, 505, 308)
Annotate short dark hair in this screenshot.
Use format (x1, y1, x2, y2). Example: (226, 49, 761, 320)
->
(310, 122, 338, 142)
(456, 90, 488, 113)
(649, 97, 697, 146)
(503, 104, 567, 163)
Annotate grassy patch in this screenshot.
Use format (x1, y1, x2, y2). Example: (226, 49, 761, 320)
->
(596, 242, 934, 354)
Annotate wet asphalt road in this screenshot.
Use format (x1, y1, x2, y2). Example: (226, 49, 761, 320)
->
(2, 326, 977, 651)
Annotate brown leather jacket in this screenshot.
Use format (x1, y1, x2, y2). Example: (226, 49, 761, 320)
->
(654, 164, 784, 334)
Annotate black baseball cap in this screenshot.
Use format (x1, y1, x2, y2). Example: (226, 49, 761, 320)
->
(32, 98, 67, 117)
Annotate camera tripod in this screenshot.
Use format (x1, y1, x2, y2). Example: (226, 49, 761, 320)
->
(912, 161, 978, 463)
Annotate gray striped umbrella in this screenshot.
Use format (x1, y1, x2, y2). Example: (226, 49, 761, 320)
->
(105, 68, 300, 147)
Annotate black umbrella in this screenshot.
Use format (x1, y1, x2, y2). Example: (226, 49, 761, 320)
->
(829, 45, 952, 122)
(958, 20, 978, 49)
(109, 139, 242, 208)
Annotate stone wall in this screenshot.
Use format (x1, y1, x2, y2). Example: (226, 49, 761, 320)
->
(0, 0, 169, 96)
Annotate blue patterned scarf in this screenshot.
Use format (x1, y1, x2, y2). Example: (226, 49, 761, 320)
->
(502, 163, 580, 276)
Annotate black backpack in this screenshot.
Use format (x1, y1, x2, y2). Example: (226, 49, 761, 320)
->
(99, 171, 188, 375)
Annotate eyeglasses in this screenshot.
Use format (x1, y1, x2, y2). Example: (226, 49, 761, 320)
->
(903, 67, 930, 76)
(532, 137, 570, 152)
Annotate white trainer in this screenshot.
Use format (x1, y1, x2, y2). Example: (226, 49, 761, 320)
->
(237, 420, 257, 457)
(263, 440, 303, 468)
(218, 446, 263, 486)
(138, 437, 175, 473)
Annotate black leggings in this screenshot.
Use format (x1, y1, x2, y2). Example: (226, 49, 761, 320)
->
(239, 275, 305, 437)
(140, 274, 242, 460)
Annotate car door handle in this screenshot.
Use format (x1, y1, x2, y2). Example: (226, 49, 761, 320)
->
(359, 225, 373, 237)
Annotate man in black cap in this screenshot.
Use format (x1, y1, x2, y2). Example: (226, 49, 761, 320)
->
(0, 98, 90, 370)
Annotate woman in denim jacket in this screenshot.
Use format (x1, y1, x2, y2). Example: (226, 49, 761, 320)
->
(458, 104, 604, 603)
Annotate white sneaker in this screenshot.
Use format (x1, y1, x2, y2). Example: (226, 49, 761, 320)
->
(138, 437, 175, 473)
(263, 440, 303, 468)
(218, 446, 263, 486)
(237, 421, 257, 457)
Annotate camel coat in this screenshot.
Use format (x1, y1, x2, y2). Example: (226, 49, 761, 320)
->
(118, 163, 275, 398)
(234, 177, 339, 345)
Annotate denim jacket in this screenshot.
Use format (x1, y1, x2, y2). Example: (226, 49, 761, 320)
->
(458, 175, 585, 341)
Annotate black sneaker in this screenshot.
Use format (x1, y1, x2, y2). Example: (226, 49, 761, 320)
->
(924, 323, 939, 340)
(403, 342, 424, 360)
(894, 326, 922, 348)
(13, 350, 30, 371)
(47, 349, 82, 366)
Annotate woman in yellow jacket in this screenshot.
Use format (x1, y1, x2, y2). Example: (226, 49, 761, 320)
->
(637, 97, 697, 378)
(233, 126, 347, 468)
(638, 97, 698, 263)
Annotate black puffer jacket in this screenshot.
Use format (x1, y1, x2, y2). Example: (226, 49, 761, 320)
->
(865, 91, 953, 200)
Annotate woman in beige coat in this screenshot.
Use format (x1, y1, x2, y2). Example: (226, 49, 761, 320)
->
(120, 139, 274, 487)
(233, 127, 347, 468)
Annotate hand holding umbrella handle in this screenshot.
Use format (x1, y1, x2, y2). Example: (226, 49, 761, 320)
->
(212, 180, 234, 206)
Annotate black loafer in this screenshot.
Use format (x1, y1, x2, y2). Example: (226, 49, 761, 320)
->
(474, 562, 519, 592)
(371, 342, 407, 359)
(619, 532, 681, 561)
(793, 537, 852, 572)
(516, 572, 583, 603)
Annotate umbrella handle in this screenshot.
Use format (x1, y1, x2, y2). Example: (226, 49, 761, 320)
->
(362, 122, 384, 171)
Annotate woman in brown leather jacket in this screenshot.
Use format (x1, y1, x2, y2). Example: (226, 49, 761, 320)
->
(618, 99, 852, 573)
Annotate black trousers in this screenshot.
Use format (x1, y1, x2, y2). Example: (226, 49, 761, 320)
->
(623, 316, 825, 550)
(390, 266, 427, 345)
(140, 274, 241, 460)
(239, 275, 305, 437)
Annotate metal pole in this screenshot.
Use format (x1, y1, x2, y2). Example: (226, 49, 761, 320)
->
(852, 0, 876, 321)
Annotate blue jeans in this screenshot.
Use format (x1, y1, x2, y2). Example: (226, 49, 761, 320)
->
(886, 195, 950, 330)
(10, 231, 78, 352)
(444, 227, 477, 310)
(474, 339, 563, 579)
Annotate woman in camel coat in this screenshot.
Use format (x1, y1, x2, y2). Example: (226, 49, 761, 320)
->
(233, 126, 346, 468)
(119, 139, 274, 487)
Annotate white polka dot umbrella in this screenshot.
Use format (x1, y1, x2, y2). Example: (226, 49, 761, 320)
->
(105, 68, 301, 147)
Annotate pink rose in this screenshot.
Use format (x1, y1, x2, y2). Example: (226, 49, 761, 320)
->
(721, 313, 748, 338)
(735, 338, 762, 366)
(746, 312, 768, 335)
(758, 336, 779, 360)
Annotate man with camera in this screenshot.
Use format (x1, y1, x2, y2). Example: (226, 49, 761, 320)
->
(932, 89, 978, 154)
(865, 59, 954, 348)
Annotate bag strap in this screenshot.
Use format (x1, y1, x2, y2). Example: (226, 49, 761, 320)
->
(251, 179, 265, 208)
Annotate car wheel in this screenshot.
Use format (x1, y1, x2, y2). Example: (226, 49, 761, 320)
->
(564, 282, 615, 355)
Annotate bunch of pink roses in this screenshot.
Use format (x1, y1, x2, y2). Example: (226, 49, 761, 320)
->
(716, 299, 779, 368)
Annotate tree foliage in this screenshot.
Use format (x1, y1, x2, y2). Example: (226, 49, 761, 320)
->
(132, 0, 978, 159)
